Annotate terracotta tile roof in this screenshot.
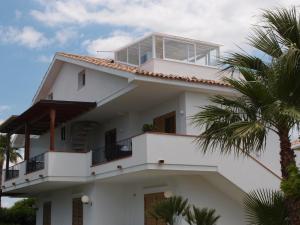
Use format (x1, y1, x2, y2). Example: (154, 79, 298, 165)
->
(57, 52, 230, 87)
(292, 139, 300, 149)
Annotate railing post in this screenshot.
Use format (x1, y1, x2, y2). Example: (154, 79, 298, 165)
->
(49, 108, 56, 151)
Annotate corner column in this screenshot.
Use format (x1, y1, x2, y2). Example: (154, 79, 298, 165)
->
(49, 108, 56, 151)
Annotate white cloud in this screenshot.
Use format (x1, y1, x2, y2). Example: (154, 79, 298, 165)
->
(0, 26, 49, 48)
(83, 31, 134, 57)
(54, 28, 78, 45)
(37, 55, 53, 63)
(30, 0, 297, 51)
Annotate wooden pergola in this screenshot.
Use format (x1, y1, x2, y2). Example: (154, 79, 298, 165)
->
(0, 100, 97, 175)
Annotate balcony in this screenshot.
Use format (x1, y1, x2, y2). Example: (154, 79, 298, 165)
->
(5, 164, 20, 181)
(91, 138, 132, 166)
(2, 133, 281, 196)
(2, 150, 90, 195)
(26, 153, 45, 174)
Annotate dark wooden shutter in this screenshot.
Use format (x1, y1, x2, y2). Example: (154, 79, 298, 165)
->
(43, 202, 51, 225)
(72, 198, 83, 225)
(153, 111, 176, 133)
(144, 192, 166, 225)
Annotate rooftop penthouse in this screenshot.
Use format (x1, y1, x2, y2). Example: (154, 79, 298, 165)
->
(114, 33, 221, 79)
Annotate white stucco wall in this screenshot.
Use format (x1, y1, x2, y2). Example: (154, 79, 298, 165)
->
(36, 175, 246, 225)
(49, 63, 129, 102)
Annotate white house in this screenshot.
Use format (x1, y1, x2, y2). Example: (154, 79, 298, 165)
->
(1, 33, 282, 225)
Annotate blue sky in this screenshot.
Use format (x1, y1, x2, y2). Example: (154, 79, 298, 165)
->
(0, 0, 297, 207)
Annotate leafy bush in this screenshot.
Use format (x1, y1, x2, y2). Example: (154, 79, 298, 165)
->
(0, 198, 36, 225)
(281, 165, 300, 198)
(142, 123, 155, 132)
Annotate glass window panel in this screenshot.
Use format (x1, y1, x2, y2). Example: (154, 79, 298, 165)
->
(140, 37, 153, 64)
(155, 36, 163, 59)
(128, 44, 139, 65)
(116, 49, 127, 63)
(208, 48, 218, 66)
(164, 39, 194, 63)
(188, 44, 195, 63)
(196, 45, 210, 65)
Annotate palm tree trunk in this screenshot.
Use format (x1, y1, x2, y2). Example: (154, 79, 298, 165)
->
(278, 127, 300, 225)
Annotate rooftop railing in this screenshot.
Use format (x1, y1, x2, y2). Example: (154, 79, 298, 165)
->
(92, 138, 132, 166)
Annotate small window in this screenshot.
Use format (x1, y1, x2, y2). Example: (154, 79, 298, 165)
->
(61, 126, 66, 141)
(78, 70, 86, 90)
(47, 93, 53, 100)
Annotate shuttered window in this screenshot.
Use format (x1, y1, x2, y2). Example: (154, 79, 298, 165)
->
(144, 193, 166, 225)
(153, 111, 176, 133)
(72, 198, 83, 225)
(43, 202, 51, 225)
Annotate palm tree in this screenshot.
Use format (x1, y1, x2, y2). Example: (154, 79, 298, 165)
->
(0, 134, 22, 207)
(184, 205, 220, 225)
(192, 7, 300, 225)
(244, 189, 289, 225)
(149, 196, 188, 225)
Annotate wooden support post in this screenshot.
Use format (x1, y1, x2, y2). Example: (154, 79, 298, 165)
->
(24, 123, 30, 160)
(5, 133, 11, 180)
(49, 108, 56, 151)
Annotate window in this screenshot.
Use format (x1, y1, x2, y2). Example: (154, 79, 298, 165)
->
(43, 202, 51, 225)
(164, 39, 194, 63)
(140, 37, 153, 64)
(72, 198, 83, 225)
(144, 193, 166, 225)
(153, 111, 176, 133)
(47, 93, 53, 100)
(116, 48, 127, 63)
(128, 44, 139, 65)
(78, 70, 85, 90)
(61, 126, 66, 141)
(155, 36, 164, 59)
(195, 45, 219, 66)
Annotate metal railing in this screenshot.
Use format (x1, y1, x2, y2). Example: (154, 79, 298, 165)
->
(92, 138, 132, 166)
(26, 153, 45, 174)
(5, 163, 20, 181)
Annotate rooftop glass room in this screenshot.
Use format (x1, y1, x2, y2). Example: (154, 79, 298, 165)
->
(115, 33, 221, 67)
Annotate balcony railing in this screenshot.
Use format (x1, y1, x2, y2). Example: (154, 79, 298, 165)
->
(26, 153, 45, 174)
(5, 163, 20, 181)
(92, 138, 132, 166)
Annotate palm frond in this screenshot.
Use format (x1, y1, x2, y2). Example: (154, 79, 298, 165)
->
(149, 196, 189, 225)
(184, 205, 220, 225)
(244, 189, 289, 225)
(248, 27, 283, 58)
(262, 7, 300, 48)
(192, 96, 269, 155)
